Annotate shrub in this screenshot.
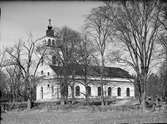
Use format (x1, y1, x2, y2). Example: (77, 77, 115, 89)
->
(1, 102, 27, 111)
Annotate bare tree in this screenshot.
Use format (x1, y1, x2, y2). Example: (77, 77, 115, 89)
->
(51, 27, 83, 104)
(0, 69, 9, 101)
(159, 61, 167, 98)
(85, 6, 112, 106)
(5, 65, 24, 102)
(6, 35, 47, 109)
(0, 48, 25, 102)
(103, 1, 161, 108)
(158, 2, 167, 98)
(0, 51, 8, 96)
(76, 34, 97, 104)
(0, 50, 6, 70)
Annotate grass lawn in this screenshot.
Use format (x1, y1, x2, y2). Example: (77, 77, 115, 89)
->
(1, 109, 167, 124)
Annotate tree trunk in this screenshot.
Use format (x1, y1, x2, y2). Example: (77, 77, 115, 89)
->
(69, 84, 75, 104)
(27, 98, 32, 110)
(27, 85, 32, 110)
(26, 77, 32, 110)
(60, 78, 68, 105)
(137, 80, 142, 104)
(60, 97, 65, 105)
(60, 83, 65, 105)
(141, 70, 147, 111)
(164, 50, 167, 98)
(61, 64, 69, 105)
(101, 55, 105, 106)
(141, 91, 146, 111)
(84, 70, 89, 105)
(85, 85, 89, 105)
(101, 83, 105, 106)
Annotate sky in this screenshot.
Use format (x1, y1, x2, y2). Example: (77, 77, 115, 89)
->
(0, 1, 135, 74)
(0, 1, 163, 74)
(0, 1, 103, 49)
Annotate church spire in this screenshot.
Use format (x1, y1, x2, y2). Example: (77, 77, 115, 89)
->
(48, 18, 52, 28)
(46, 18, 54, 37)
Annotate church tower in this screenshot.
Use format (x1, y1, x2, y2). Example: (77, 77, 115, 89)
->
(44, 19, 56, 47)
(35, 19, 57, 78)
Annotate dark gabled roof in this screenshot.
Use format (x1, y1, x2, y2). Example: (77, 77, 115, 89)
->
(50, 64, 132, 79)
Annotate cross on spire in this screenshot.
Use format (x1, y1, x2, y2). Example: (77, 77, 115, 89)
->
(49, 18, 51, 26)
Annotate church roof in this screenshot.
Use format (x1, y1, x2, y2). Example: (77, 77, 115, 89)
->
(50, 64, 132, 79)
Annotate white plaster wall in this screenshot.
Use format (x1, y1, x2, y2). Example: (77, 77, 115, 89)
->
(36, 37, 56, 47)
(71, 81, 135, 99)
(36, 80, 135, 101)
(68, 86, 72, 98)
(111, 82, 134, 98)
(36, 85, 41, 100)
(89, 84, 98, 97)
(36, 63, 56, 78)
(36, 80, 52, 101)
(36, 80, 60, 101)
(52, 85, 61, 99)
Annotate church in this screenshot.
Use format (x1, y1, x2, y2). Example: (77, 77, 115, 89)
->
(35, 20, 135, 102)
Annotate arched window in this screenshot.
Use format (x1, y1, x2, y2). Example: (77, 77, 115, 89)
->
(108, 87, 112, 96)
(75, 86, 80, 96)
(98, 87, 101, 96)
(41, 87, 43, 99)
(117, 87, 121, 96)
(86, 86, 91, 96)
(48, 39, 51, 46)
(126, 88, 130, 96)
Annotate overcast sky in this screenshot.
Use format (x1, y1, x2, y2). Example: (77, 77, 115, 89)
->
(0, 1, 163, 74)
(0, 1, 103, 49)
(0, 1, 135, 73)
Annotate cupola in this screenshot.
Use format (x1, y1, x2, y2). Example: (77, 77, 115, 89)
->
(46, 19, 54, 37)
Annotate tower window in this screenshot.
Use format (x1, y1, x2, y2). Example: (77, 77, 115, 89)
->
(48, 39, 51, 46)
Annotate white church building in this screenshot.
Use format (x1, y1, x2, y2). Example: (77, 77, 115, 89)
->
(36, 20, 135, 102)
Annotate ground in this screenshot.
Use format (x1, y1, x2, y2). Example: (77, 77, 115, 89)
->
(1, 109, 167, 124)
